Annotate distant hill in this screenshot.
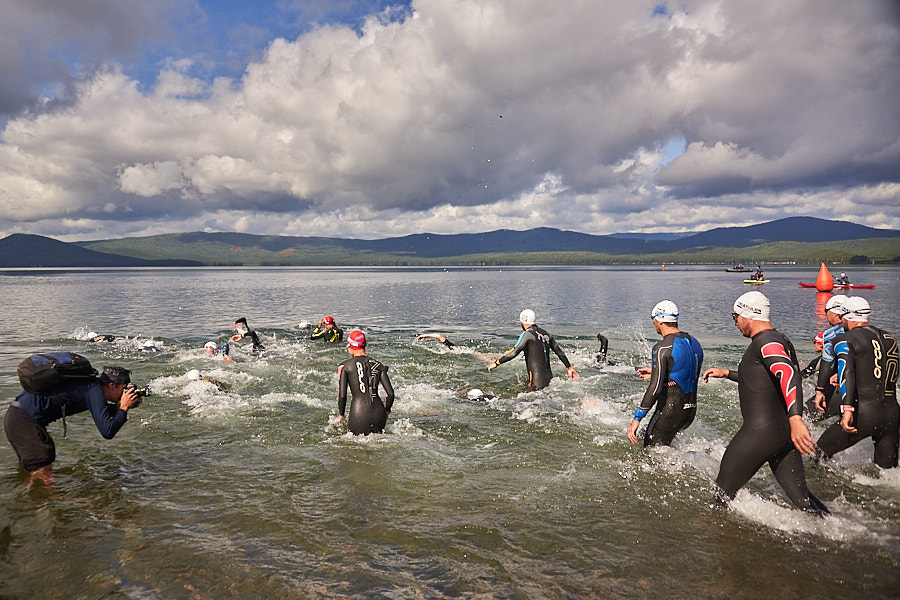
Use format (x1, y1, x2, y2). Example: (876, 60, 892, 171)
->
(0, 233, 202, 268)
(667, 216, 900, 249)
(2, 217, 897, 267)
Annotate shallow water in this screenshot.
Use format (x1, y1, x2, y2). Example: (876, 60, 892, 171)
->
(1, 265, 898, 599)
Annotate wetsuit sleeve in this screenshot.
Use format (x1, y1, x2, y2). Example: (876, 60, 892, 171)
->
(496, 331, 530, 365)
(334, 326, 344, 342)
(85, 385, 129, 439)
(442, 338, 456, 349)
(801, 356, 820, 379)
(337, 363, 349, 417)
(548, 336, 572, 369)
(816, 328, 838, 390)
(640, 340, 671, 411)
(759, 339, 803, 417)
(311, 327, 325, 340)
(380, 367, 395, 412)
(834, 337, 855, 410)
(726, 369, 739, 382)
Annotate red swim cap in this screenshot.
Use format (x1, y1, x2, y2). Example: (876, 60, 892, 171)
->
(324, 315, 335, 325)
(347, 330, 366, 348)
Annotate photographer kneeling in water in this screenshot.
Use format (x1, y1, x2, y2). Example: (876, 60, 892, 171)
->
(4, 365, 144, 489)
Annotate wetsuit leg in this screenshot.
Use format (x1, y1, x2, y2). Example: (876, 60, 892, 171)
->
(716, 426, 771, 499)
(872, 401, 899, 469)
(643, 401, 696, 447)
(816, 422, 865, 460)
(769, 448, 829, 514)
(528, 369, 552, 391)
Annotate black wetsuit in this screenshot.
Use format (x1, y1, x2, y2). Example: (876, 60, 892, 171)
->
(715, 329, 827, 513)
(639, 332, 704, 446)
(235, 330, 265, 352)
(816, 323, 844, 417)
(338, 355, 395, 435)
(312, 325, 344, 343)
(495, 325, 572, 391)
(596, 334, 609, 365)
(817, 325, 899, 468)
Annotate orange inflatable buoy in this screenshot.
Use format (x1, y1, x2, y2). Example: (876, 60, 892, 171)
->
(815, 263, 834, 291)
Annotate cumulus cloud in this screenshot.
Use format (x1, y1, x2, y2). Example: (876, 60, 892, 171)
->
(0, 0, 898, 241)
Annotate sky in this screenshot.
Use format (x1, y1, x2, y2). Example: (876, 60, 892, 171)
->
(1, 0, 899, 242)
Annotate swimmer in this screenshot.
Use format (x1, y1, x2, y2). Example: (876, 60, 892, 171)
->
(204, 341, 234, 362)
(814, 295, 849, 417)
(594, 333, 616, 366)
(488, 309, 579, 391)
(628, 301, 703, 447)
(231, 317, 264, 353)
(416, 332, 499, 363)
(311, 316, 344, 343)
(800, 333, 824, 380)
(337, 330, 395, 435)
(703, 291, 828, 515)
(186, 369, 228, 392)
(816, 297, 899, 468)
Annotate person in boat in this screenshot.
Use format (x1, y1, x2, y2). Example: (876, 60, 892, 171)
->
(753, 264, 765, 281)
(231, 317, 265, 353)
(488, 309, 580, 391)
(337, 330, 395, 435)
(835, 272, 850, 286)
(628, 301, 704, 447)
(814, 295, 849, 417)
(702, 291, 828, 515)
(311, 316, 344, 343)
(816, 297, 899, 469)
(4, 366, 142, 489)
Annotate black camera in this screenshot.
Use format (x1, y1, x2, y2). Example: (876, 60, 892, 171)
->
(126, 383, 151, 398)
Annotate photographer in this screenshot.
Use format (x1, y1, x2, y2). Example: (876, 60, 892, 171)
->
(4, 366, 143, 489)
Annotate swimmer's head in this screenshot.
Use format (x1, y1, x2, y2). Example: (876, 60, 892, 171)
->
(842, 296, 870, 322)
(298, 320, 310, 329)
(825, 294, 848, 316)
(733, 291, 770, 321)
(204, 341, 218, 355)
(519, 309, 536, 325)
(650, 300, 679, 323)
(187, 369, 202, 381)
(467, 388, 484, 400)
(814, 332, 824, 345)
(347, 330, 366, 349)
(323, 315, 335, 326)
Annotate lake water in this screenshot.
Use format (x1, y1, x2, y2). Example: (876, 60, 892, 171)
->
(1, 265, 898, 599)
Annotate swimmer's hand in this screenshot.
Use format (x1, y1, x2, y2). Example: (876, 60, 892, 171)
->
(813, 390, 827, 414)
(567, 366, 580, 380)
(839, 409, 857, 434)
(635, 367, 651, 380)
(789, 415, 817, 455)
(488, 361, 498, 372)
(702, 368, 729, 383)
(626, 420, 640, 444)
(230, 334, 242, 342)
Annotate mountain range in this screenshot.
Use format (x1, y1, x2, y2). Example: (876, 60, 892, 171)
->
(1, 217, 898, 267)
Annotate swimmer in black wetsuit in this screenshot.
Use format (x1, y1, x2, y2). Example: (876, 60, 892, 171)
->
(488, 309, 579, 391)
(312, 316, 344, 343)
(703, 291, 828, 515)
(816, 297, 899, 468)
(416, 332, 456, 349)
(231, 317, 265, 353)
(337, 330, 395, 435)
(595, 333, 616, 366)
(628, 301, 704, 447)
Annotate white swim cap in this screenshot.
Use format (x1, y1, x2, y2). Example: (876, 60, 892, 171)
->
(733, 291, 770, 321)
(298, 320, 310, 329)
(467, 388, 484, 400)
(650, 300, 679, 323)
(187, 369, 202, 380)
(143, 340, 157, 348)
(204, 341, 217, 349)
(519, 309, 536, 325)
(842, 296, 871, 322)
(825, 294, 848, 315)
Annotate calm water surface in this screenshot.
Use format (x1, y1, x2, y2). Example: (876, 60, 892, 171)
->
(0, 265, 898, 599)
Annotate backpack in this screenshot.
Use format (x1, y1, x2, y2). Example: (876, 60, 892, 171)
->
(17, 352, 98, 395)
